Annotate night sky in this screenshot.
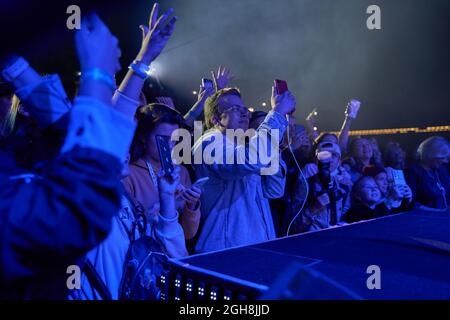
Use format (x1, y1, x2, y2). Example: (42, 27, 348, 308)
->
(2, 0, 449, 139)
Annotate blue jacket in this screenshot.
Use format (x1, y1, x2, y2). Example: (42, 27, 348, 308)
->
(0, 96, 135, 299)
(192, 111, 288, 253)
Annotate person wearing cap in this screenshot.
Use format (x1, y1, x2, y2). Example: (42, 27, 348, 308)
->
(406, 136, 450, 211)
(123, 104, 202, 242)
(288, 141, 352, 234)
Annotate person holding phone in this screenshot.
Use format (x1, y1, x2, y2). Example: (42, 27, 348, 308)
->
(363, 165, 412, 213)
(192, 83, 296, 253)
(123, 104, 202, 240)
(184, 66, 234, 128)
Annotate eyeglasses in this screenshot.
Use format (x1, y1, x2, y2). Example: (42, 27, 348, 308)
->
(222, 105, 250, 116)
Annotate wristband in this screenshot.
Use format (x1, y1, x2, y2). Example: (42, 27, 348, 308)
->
(158, 211, 179, 223)
(81, 68, 116, 91)
(1, 56, 29, 82)
(128, 60, 151, 80)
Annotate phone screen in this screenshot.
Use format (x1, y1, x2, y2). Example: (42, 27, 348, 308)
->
(155, 135, 174, 176)
(391, 169, 406, 186)
(192, 177, 210, 189)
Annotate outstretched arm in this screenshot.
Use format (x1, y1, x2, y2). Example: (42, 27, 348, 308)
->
(113, 3, 177, 120)
(338, 99, 360, 154)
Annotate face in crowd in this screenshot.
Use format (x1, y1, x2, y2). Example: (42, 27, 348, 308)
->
(374, 171, 389, 196)
(216, 94, 250, 131)
(352, 138, 373, 162)
(419, 136, 449, 170)
(384, 142, 406, 169)
(144, 122, 179, 163)
(355, 176, 382, 206)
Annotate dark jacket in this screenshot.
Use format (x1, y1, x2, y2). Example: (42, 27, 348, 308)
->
(0, 147, 122, 299)
(344, 201, 392, 223)
(406, 163, 450, 210)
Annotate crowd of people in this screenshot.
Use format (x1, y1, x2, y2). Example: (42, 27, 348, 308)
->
(0, 3, 449, 300)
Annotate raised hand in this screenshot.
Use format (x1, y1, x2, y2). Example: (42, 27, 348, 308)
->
(75, 13, 121, 76)
(211, 66, 234, 91)
(197, 84, 215, 103)
(345, 99, 361, 119)
(181, 186, 202, 210)
(136, 3, 177, 65)
(306, 108, 318, 126)
(271, 86, 296, 116)
(158, 166, 181, 196)
(401, 184, 413, 201)
(317, 193, 331, 207)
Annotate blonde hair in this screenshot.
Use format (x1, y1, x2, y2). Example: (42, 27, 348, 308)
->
(1, 95, 20, 138)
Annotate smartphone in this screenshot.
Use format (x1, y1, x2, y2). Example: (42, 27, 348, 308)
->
(202, 78, 214, 90)
(192, 177, 210, 190)
(391, 169, 407, 186)
(155, 135, 174, 176)
(274, 79, 289, 95)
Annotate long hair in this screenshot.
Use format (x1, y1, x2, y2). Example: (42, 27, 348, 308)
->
(129, 103, 185, 162)
(1, 95, 20, 138)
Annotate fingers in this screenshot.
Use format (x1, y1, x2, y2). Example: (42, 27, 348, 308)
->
(182, 191, 200, 203)
(153, 7, 174, 31)
(187, 187, 202, 198)
(160, 16, 177, 37)
(149, 3, 159, 29)
(140, 24, 149, 39)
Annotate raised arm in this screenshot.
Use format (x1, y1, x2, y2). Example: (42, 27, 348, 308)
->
(1, 13, 136, 295)
(338, 99, 360, 155)
(1, 55, 71, 129)
(113, 3, 177, 120)
(305, 108, 319, 142)
(184, 84, 215, 128)
(193, 87, 296, 179)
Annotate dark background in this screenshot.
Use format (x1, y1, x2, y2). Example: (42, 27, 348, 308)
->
(1, 0, 449, 153)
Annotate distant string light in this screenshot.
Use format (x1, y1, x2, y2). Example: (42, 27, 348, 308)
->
(329, 125, 450, 136)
